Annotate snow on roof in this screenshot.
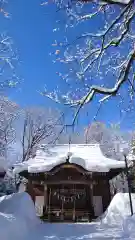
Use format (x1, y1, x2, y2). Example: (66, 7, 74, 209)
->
(13, 144, 126, 174)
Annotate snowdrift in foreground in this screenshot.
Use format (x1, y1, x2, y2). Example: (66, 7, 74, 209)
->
(0, 192, 40, 240)
(1, 192, 135, 239)
(102, 193, 135, 225)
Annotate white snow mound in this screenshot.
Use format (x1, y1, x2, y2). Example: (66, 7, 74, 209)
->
(102, 193, 135, 225)
(1, 192, 135, 239)
(0, 192, 40, 240)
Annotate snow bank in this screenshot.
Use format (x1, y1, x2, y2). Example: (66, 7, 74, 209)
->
(0, 192, 40, 240)
(1, 192, 135, 239)
(102, 193, 135, 225)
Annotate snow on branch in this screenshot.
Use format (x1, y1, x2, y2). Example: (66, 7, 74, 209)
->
(102, 0, 131, 4)
(42, 0, 135, 126)
(71, 48, 135, 124)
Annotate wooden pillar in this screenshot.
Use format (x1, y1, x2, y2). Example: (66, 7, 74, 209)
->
(89, 177, 94, 220)
(102, 179, 111, 212)
(61, 199, 64, 221)
(26, 179, 35, 204)
(44, 184, 48, 211)
(73, 184, 76, 221)
(73, 199, 76, 221)
(48, 187, 51, 221)
(61, 184, 64, 221)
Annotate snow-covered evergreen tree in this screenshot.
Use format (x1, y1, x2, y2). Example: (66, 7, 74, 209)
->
(0, 173, 16, 196)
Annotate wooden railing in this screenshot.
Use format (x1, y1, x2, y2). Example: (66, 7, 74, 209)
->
(42, 207, 92, 222)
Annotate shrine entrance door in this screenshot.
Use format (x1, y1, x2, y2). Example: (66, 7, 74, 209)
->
(48, 183, 91, 222)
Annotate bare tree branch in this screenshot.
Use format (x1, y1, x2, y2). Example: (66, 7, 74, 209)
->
(20, 108, 64, 161)
(42, 0, 135, 126)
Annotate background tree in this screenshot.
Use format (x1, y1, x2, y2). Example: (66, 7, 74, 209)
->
(19, 107, 64, 162)
(0, 96, 19, 196)
(127, 134, 135, 192)
(0, 96, 19, 169)
(56, 120, 132, 160)
(0, 34, 18, 92)
(0, 0, 18, 93)
(0, 106, 64, 192)
(84, 121, 132, 158)
(85, 121, 131, 195)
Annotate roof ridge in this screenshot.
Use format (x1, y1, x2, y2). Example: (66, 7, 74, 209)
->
(40, 143, 100, 147)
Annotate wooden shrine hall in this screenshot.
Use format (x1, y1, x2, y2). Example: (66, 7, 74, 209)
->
(14, 144, 125, 222)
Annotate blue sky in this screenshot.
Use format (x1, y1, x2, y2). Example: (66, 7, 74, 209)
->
(1, 0, 58, 107)
(0, 0, 134, 130)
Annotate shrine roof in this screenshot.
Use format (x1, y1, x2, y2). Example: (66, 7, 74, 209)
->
(13, 144, 127, 175)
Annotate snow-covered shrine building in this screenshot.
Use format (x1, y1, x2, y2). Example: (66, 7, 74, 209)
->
(14, 144, 126, 222)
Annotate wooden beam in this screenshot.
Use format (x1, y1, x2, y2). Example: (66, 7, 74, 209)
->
(42, 180, 92, 185)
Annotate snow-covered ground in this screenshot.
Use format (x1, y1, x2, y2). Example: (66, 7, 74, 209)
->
(1, 192, 135, 240)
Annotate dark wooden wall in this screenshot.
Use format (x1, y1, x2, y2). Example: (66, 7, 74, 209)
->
(26, 174, 111, 215)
